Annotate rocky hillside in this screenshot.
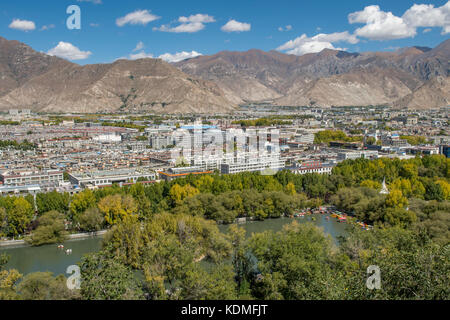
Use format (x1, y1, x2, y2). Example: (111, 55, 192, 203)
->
(0, 37, 73, 97)
(176, 40, 450, 109)
(0, 37, 236, 114)
(1, 36, 448, 113)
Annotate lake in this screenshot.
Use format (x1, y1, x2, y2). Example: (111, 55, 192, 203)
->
(0, 214, 348, 276)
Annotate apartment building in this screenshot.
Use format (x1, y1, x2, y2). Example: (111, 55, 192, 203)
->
(220, 154, 285, 175)
(287, 161, 334, 175)
(0, 170, 63, 187)
(68, 168, 156, 188)
(337, 150, 379, 161)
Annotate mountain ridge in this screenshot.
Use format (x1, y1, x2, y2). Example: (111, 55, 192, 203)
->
(176, 39, 450, 109)
(0, 36, 449, 113)
(0, 36, 236, 114)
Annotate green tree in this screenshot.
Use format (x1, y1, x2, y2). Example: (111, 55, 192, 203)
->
(340, 227, 449, 300)
(70, 190, 97, 222)
(36, 191, 70, 215)
(80, 249, 143, 300)
(5, 197, 34, 238)
(77, 207, 105, 232)
(248, 222, 347, 300)
(17, 272, 79, 300)
(98, 194, 137, 225)
(27, 211, 67, 246)
(0, 254, 22, 300)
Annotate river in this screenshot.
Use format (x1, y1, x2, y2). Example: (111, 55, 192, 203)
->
(0, 214, 348, 276)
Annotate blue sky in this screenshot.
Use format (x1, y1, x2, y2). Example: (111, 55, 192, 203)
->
(1, 0, 449, 64)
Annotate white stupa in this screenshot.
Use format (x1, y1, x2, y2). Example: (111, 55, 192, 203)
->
(380, 178, 389, 195)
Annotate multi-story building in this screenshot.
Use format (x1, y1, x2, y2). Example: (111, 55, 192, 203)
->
(287, 161, 334, 175)
(220, 154, 285, 175)
(337, 150, 379, 161)
(68, 168, 156, 188)
(0, 170, 63, 187)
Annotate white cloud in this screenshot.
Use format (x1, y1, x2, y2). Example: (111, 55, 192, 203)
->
(154, 14, 215, 33)
(349, 2, 450, 40)
(349, 5, 416, 40)
(116, 10, 160, 27)
(178, 14, 215, 24)
(40, 24, 55, 31)
(77, 0, 102, 4)
(277, 31, 358, 55)
(221, 20, 251, 32)
(278, 25, 292, 32)
(403, 2, 450, 35)
(423, 28, 432, 33)
(158, 51, 202, 63)
(47, 42, 92, 60)
(9, 19, 36, 31)
(128, 51, 154, 60)
(403, 3, 449, 27)
(133, 41, 145, 52)
(120, 49, 202, 63)
(155, 22, 205, 33)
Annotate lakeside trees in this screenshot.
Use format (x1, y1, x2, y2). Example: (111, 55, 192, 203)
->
(0, 155, 448, 300)
(26, 211, 67, 246)
(0, 155, 448, 243)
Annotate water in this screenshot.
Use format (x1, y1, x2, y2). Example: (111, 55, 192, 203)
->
(0, 237, 103, 277)
(0, 214, 348, 276)
(219, 215, 348, 241)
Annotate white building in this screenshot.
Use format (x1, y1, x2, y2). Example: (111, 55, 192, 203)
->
(221, 154, 285, 174)
(288, 161, 334, 175)
(93, 133, 122, 142)
(337, 150, 379, 161)
(68, 168, 156, 188)
(0, 170, 64, 187)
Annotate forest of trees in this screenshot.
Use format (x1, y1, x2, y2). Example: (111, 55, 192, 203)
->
(0, 155, 448, 300)
(314, 130, 364, 144)
(0, 140, 36, 150)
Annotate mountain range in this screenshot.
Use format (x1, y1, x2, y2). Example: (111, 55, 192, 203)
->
(0, 36, 449, 113)
(176, 40, 450, 109)
(0, 36, 234, 114)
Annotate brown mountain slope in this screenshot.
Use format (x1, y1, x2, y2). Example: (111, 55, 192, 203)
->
(0, 36, 73, 97)
(394, 76, 450, 109)
(0, 38, 236, 114)
(275, 67, 415, 107)
(176, 40, 450, 109)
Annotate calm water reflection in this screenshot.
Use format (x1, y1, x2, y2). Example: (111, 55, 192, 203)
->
(1, 214, 348, 276)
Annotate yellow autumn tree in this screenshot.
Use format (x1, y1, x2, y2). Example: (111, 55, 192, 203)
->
(436, 180, 450, 200)
(385, 189, 409, 209)
(98, 194, 138, 225)
(360, 180, 381, 190)
(284, 182, 297, 196)
(169, 184, 200, 206)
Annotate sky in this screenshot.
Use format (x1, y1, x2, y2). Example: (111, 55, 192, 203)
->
(1, 0, 449, 65)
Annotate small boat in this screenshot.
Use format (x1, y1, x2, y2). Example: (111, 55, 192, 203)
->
(57, 245, 64, 249)
(65, 249, 73, 255)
